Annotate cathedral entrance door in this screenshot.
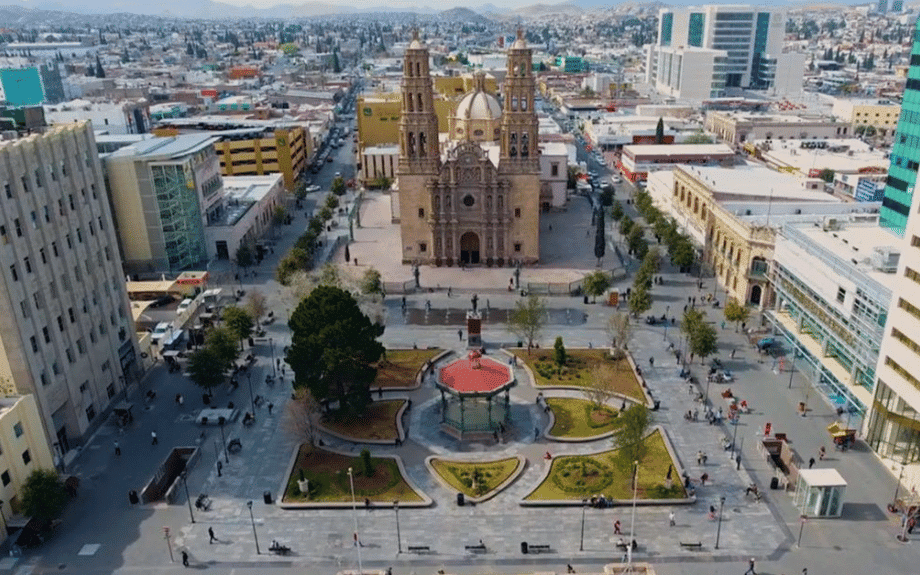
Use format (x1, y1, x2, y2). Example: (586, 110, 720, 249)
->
(460, 232, 480, 264)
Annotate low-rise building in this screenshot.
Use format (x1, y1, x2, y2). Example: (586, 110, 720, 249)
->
(617, 143, 735, 183)
(204, 174, 284, 261)
(705, 111, 849, 146)
(831, 98, 901, 134)
(0, 395, 56, 538)
(770, 220, 900, 429)
(359, 145, 399, 188)
(750, 138, 888, 179)
(44, 99, 151, 135)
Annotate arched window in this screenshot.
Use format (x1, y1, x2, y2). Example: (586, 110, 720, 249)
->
(407, 132, 416, 156)
(446, 194, 452, 209)
(511, 97, 518, 111)
(521, 97, 528, 111)
(415, 62, 421, 77)
(434, 196, 440, 212)
(486, 195, 492, 211)
(497, 195, 503, 210)
(407, 95, 414, 112)
(509, 133, 518, 157)
(419, 132, 427, 157)
(521, 133, 529, 157)
(417, 93, 423, 112)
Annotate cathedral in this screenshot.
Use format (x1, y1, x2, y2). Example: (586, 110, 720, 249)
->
(396, 30, 546, 266)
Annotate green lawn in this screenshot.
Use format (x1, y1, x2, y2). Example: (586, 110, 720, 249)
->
(546, 397, 619, 438)
(320, 400, 404, 441)
(282, 444, 422, 503)
(525, 430, 685, 501)
(512, 349, 645, 403)
(373, 349, 443, 388)
(430, 457, 521, 498)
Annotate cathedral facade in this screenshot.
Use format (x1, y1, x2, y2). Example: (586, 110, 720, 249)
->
(396, 31, 543, 266)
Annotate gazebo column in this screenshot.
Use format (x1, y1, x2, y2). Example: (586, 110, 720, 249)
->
(505, 389, 511, 425)
(487, 397, 493, 429)
(440, 390, 446, 423)
(459, 396, 465, 438)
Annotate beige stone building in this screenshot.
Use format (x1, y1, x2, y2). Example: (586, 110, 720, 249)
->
(396, 32, 543, 266)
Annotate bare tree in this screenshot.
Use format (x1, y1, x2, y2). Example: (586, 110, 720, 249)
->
(508, 295, 547, 354)
(247, 289, 267, 326)
(282, 389, 322, 447)
(583, 364, 617, 408)
(607, 312, 633, 361)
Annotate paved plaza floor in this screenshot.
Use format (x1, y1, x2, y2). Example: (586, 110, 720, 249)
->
(7, 186, 919, 575)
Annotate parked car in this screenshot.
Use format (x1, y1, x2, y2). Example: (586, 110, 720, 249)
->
(306, 185, 320, 193)
(151, 322, 171, 344)
(149, 295, 174, 308)
(177, 298, 193, 315)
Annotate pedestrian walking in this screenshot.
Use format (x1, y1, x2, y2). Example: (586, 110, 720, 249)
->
(649, 357, 654, 367)
(208, 527, 217, 544)
(458, 329, 463, 341)
(268, 402, 274, 415)
(614, 520, 621, 534)
(744, 557, 757, 575)
(819, 446, 826, 460)
(669, 511, 676, 527)
(721, 321, 726, 330)
(808, 457, 815, 469)
(534, 426, 540, 439)
(217, 461, 222, 477)
(731, 349, 736, 359)
(151, 431, 158, 445)
(114, 441, 121, 456)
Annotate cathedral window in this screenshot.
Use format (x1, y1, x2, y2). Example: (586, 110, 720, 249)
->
(473, 130, 483, 137)
(487, 237, 493, 250)
(418, 208, 425, 218)
(463, 195, 475, 207)
(419, 133, 427, 157)
(446, 194, 452, 209)
(497, 195, 503, 210)
(419, 242, 427, 253)
(515, 207, 521, 217)
(486, 195, 492, 210)
(407, 133, 416, 156)
(407, 96, 414, 112)
(521, 97, 528, 111)
(433, 196, 440, 211)
(417, 93, 423, 112)
(416, 62, 421, 76)
(511, 97, 518, 111)
(521, 133, 530, 158)
(514, 242, 522, 252)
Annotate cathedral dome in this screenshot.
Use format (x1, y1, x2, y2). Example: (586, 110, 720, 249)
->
(511, 28, 527, 49)
(455, 90, 502, 122)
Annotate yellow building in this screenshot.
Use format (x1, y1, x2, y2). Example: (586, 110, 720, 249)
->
(832, 98, 901, 134)
(0, 395, 56, 538)
(396, 32, 543, 266)
(153, 121, 310, 191)
(357, 75, 498, 147)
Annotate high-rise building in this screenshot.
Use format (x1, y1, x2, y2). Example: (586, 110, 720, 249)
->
(0, 122, 140, 454)
(879, 17, 920, 236)
(646, 5, 801, 98)
(865, 174, 920, 489)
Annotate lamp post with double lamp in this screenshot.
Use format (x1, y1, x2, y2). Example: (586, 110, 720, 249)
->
(393, 500, 402, 554)
(180, 470, 195, 523)
(663, 305, 670, 341)
(714, 495, 726, 549)
(730, 411, 741, 460)
(246, 500, 260, 554)
(579, 498, 588, 551)
(347, 467, 363, 574)
(269, 337, 276, 377)
(787, 348, 799, 389)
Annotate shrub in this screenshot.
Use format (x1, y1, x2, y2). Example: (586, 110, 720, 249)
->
(360, 449, 374, 477)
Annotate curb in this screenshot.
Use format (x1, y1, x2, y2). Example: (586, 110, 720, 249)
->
(424, 454, 527, 504)
(315, 398, 409, 446)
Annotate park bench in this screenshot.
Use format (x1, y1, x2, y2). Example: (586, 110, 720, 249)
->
(465, 544, 487, 553)
(407, 546, 430, 554)
(615, 540, 638, 551)
(527, 544, 551, 553)
(680, 541, 703, 550)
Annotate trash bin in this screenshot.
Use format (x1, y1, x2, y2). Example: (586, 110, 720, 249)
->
(129, 490, 139, 505)
(770, 477, 779, 490)
(456, 492, 465, 506)
(583, 295, 589, 304)
(248, 337, 254, 347)
(520, 541, 529, 554)
(263, 490, 273, 504)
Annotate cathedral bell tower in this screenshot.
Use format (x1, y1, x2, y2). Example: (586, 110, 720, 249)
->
(500, 29, 539, 174)
(398, 30, 440, 175)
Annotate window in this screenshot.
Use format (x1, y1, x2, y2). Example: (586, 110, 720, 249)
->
(66, 347, 74, 364)
(39, 248, 46, 264)
(34, 169, 41, 188)
(57, 315, 64, 332)
(52, 361, 60, 375)
(102, 360, 110, 372)
(20, 176, 28, 193)
(906, 267, 920, 286)
(514, 243, 522, 252)
(3, 182, 10, 198)
(9, 264, 17, 281)
(20, 300, 29, 318)
(419, 242, 427, 253)
(551, 163, 559, 177)
(0, 225, 6, 243)
(29, 336, 38, 353)
(836, 287, 846, 303)
(77, 338, 85, 355)
(13, 422, 23, 438)
(515, 208, 521, 218)
(14, 218, 22, 237)
(418, 207, 425, 218)
(23, 257, 31, 274)
(42, 326, 50, 343)
(22, 449, 31, 465)
(0, 471, 9, 486)
(107, 383, 115, 398)
(33, 292, 42, 309)
(463, 195, 475, 207)
(51, 241, 58, 257)
(68, 307, 76, 323)
(79, 382, 87, 393)
(85, 405, 95, 422)
(40, 371, 49, 387)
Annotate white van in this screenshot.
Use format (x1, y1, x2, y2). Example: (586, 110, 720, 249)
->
(151, 322, 171, 344)
(177, 298, 193, 315)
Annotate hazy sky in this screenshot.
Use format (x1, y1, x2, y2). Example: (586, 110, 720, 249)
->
(215, 0, 566, 7)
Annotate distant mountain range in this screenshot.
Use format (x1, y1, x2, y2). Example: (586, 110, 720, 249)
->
(0, 0, 877, 22)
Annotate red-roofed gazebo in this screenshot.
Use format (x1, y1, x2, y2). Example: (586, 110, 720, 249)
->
(436, 353, 516, 440)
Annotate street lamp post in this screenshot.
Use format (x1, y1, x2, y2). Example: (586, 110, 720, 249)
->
(579, 498, 588, 551)
(269, 338, 276, 377)
(347, 468, 363, 574)
(730, 412, 741, 459)
(246, 372, 256, 418)
(663, 305, 670, 341)
(628, 461, 639, 570)
(714, 496, 726, 549)
(394, 500, 402, 554)
(246, 501, 260, 554)
(218, 418, 229, 463)
(787, 348, 798, 389)
(180, 471, 195, 523)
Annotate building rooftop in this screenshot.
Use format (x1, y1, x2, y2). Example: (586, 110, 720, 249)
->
(211, 174, 282, 227)
(108, 134, 216, 160)
(757, 138, 888, 174)
(791, 222, 900, 290)
(624, 143, 734, 157)
(713, 111, 836, 124)
(680, 164, 837, 202)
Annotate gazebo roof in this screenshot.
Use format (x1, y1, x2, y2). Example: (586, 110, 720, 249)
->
(437, 355, 515, 397)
